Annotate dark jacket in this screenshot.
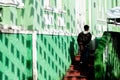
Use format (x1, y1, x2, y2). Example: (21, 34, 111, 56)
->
(77, 31, 92, 46)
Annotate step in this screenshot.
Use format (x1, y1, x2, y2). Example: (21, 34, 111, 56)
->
(63, 75, 87, 80)
(66, 70, 80, 76)
(75, 55, 81, 61)
(70, 65, 74, 70)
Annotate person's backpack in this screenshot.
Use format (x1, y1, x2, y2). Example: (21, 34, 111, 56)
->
(77, 32, 91, 45)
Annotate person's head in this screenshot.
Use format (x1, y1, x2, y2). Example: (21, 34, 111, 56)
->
(84, 25, 89, 31)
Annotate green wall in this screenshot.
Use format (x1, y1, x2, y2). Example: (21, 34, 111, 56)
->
(0, 33, 32, 80)
(95, 32, 120, 80)
(0, 32, 78, 80)
(36, 34, 78, 80)
(0, 1, 78, 79)
(0, 0, 77, 33)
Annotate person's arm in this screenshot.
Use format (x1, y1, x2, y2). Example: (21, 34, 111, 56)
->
(77, 33, 80, 44)
(77, 33, 83, 46)
(88, 33, 92, 43)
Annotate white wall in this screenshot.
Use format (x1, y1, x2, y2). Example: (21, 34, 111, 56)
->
(75, 0, 86, 33)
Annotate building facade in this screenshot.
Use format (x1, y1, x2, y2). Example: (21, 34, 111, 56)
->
(0, 0, 85, 80)
(86, 0, 120, 36)
(1, 0, 120, 80)
(86, 0, 120, 79)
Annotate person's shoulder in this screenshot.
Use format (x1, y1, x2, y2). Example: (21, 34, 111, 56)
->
(78, 31, 83, 35)
(86, 31, 91, 34)
(80, 31, 84, 34)
(87, 32, 92, 37)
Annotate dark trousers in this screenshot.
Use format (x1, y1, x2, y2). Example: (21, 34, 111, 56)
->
(79, 45, 90, 64)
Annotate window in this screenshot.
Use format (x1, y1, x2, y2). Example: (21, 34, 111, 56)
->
(111, 0, 114, 8)
(48, 43, 51, 51)
(55, 38, 57, 44)
(26, 60, 31, 69)
(62, 62, 64, 69)
(59, 58, 61, 66)
(55, 0, 57, 7)
(16, 50, 20, 59)
(5, 57, 9, 67)
(35, 0, 38, 9)
(116, 0, 118, 6)
(21, 9, 24, 17)
(16, 33, 19, 39)
(22, 35, 24, 45)
(44, 14, 54, 26)
(44, 70, 47, 79)
(0, 8, 3, 22)
(21, 55, 24, 64)
(40, 8, 43, 16)
(26, 40, 31, 48)
(41, 34, 43, 41)
(0, 71, 2, 80)
(52, 61, 54, 69)
(0, 51, 2, 62)
(11, 44, 14, 54)
(44, 38, 47, 46)
(48, 75, 51, 80)
(39, 65, 42, 74)
(55, 53, 57, 61)
(17, 68, 20, 77)
(39, 46, 42, 55)
(11, 62, 14, 73)
(57, 17, 65, 27)
(37, 62, 38, 69)
(59, 70, 61, 77)
(29, 0, 33, 5)
(10, 12, 14, 22)
(59, 42, 60, 48)
(5, 37, 8, 47)
(65, 51, 67, 59)
(44, 51, 46, 60)
(55, 65, 57, 73)
(48, 56, 50, 64)
(0, 33, 2, 41)
(41, 0, 44, 5)
(30, 7, 34, 16)
(5, 75, 8, 80)
(22, 73, 25, 80)
(51, 48, 54, 56)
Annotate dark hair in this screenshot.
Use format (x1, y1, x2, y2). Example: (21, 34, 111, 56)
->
(84, 25, 89, 31)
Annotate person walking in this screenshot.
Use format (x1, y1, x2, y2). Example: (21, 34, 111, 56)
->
(77, 25, 92, 65)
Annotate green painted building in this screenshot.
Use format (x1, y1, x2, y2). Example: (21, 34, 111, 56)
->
(0, 32, 32, 80)
(0, 0, 79, 80)
(0, 0, 120, 80)
(86, 0, 120, 79)
(86, 0, 120, 35)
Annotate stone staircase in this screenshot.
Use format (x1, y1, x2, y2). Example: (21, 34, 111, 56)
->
(63, 50, 95, 80)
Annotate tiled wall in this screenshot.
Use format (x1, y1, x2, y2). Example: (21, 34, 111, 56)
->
(0, 33, 32, 80)
(0, 32, 78, 80)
